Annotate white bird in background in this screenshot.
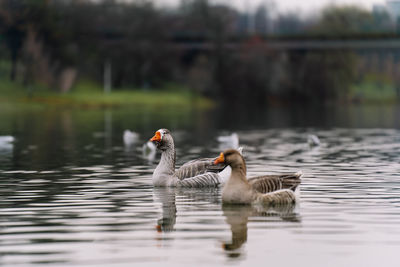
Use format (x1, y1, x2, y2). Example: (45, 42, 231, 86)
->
(122, 130, 157, 162)
(307, 134, 320, 147)
(0, 136, 14, 142)
(0, 136, 14, 157)
(0, 136, 14, 149)
(142, 141, 157, 163)
(217, 133, 240, 150)
(123, 130, 139, 147)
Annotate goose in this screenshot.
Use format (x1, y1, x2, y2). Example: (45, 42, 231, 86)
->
(214, 149, 301, 205)
(149, 129, 231, 187)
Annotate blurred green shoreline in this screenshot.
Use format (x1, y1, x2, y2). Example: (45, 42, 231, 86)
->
(1, 78, 399, 110)
(0, 79, 214, 109)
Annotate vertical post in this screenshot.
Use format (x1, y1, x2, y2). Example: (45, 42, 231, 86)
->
(104, 59, 112, 93)
(104, 110, 112, 152)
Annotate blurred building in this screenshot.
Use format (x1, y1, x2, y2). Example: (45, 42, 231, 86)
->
(373, 4, 387, 13)
(386, 0, 400, 20)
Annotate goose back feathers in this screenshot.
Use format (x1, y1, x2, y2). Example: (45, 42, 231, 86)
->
(248, 172, 302, 193)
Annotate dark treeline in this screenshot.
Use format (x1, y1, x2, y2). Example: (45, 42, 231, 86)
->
(1, 0, 399, 105)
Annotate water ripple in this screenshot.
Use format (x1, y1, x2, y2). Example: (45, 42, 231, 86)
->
(1, 128, 400, 266)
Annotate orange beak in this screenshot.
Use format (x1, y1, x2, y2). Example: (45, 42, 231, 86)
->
(214, 152, 225, 165)
(150, 131, 161, 142)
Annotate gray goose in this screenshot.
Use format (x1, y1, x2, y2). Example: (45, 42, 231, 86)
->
(149, 129, 230, 187)
(214, 149, 301, 205)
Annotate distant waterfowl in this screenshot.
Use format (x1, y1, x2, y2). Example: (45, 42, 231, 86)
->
(214, 149, 301, 205)
(0, 136, 14, 143)
(217, 132, 239, 149)
(0, 136, 14, 154)
(123, 130, 139, 147)
(142, 141, 157, 163)
(307, 134, 320, 147)
(149, 129, 231, 187)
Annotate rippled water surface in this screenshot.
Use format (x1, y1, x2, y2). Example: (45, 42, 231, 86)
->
(1, 106, 400, 266)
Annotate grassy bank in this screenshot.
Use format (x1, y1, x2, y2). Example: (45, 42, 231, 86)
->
(0, 79, 214, 109)
(349, 74, 400, 104)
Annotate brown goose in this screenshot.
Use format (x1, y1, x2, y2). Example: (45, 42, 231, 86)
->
(149, 129, 231, 187)
(214, 149, 301, 205)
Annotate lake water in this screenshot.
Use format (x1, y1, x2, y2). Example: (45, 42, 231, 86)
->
(1, 104, 400, 266)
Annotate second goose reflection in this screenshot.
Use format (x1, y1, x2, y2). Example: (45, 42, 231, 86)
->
(222, 204, 301, 258)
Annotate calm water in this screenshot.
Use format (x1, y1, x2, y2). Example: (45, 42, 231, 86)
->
(1, 104, 400, 266)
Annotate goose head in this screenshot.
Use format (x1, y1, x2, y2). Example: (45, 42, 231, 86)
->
(214, 149, 246, 174)
(150, 129, 174, 151)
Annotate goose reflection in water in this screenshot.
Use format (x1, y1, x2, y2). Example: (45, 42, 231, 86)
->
(152, 187, 300, 259)
(222, 203, 301, 258)
(153, 187, 177, 232)
(153, 187, 221, 233)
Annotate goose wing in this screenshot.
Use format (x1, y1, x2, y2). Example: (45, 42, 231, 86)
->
(255, 189, 296, 205)
(175, 158, 227, 180)
(248, 172, 302, 193)
(176, 172, 221, 187)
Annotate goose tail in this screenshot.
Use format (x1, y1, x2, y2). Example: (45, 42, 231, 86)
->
(256, 189, 296, 205)
(281, 171, 302, 191)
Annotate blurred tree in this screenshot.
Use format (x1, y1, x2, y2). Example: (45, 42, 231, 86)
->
(176, 0, 238, 96)
(0, 0, 176, 91)
(178, 0, 237, 39)
(0, 0, 27, 81)
(0, 0, 81, 89)
(0, 0, 396, 104)
(289, 50, 357, 101)
(284, 6, 371, 102)
(273, 13, 306, 35)
(312, 5, 375, 36)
